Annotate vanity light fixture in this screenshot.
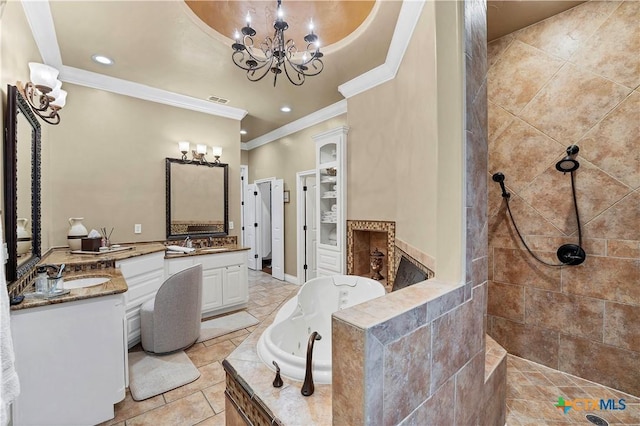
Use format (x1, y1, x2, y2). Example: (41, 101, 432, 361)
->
(178, 141, 191, 161)
(211, 146, 223, 164)
(18, 62, 67, 125)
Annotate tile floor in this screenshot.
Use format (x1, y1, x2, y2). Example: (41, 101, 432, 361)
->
(102, 270, 640, 425)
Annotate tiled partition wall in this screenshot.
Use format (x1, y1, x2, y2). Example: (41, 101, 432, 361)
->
(332, 0, 506, 424)
(487, 1, 639, 396)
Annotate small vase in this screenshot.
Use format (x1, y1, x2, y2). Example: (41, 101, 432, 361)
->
(67, 217, 88, 251)
(17, 217, 32, 256)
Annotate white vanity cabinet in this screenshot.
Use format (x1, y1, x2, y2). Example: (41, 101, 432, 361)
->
(314, 126, 348, 276)
(118, 251, 165, 348)
(165, 250, 248, 318)
(10, 294, 126, 426)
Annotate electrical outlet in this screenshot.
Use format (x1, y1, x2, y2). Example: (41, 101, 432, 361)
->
(134, 224, 142, 234)
(229, 221, 234, 230)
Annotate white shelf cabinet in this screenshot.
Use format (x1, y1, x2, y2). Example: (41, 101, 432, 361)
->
(165, 250, 248, 318)
(314, 126, 348, 275)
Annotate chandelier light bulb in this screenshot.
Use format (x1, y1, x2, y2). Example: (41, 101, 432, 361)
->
(308, 19, 314, 33)
(277, 6, 284, 19)
(245, 12, 251, 27)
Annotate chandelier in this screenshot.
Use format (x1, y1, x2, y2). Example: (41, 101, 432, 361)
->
(231, 0, 324, 87)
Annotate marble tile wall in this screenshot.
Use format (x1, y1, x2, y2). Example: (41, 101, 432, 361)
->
(487, 0, 640, 396)
(333, 0, 507, 424)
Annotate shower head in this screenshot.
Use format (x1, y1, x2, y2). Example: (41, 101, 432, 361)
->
(492, 172, 510, 199)
(556, 145, 580, 173)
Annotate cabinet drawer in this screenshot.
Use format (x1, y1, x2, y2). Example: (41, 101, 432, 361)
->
(117, 252, 164, 278)
(165, 258, 195, 276)
(317, 249, 341, 272)
(196, 252, 246, 270)
(124, 270, 164, 308)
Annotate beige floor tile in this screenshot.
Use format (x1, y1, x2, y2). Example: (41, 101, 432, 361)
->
(202, 381, 227, 414)
(195, 411, 226, 426)
(185, 340, 236, 367)
(126, 392, 214, 426)
(163, 361, 225, 403)
(202, 329, 249, 347)
(99, 390, 164, 426)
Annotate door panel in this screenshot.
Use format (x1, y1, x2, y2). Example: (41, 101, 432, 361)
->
(271, 179, 285, 281)
(245, 184, 259, 270)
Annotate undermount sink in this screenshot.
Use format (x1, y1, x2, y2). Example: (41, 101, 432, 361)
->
(64, 276, 111, 289)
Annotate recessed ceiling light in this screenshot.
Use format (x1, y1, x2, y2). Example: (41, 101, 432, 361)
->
(240, 130, 247, 135)
(280, 106, 292, 113)
(91, 54, 114, 65)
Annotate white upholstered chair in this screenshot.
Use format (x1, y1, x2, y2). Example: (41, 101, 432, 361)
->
(140, 264, 202, 354)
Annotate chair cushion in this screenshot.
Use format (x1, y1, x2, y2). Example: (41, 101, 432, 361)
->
(140, 298, 155, 352)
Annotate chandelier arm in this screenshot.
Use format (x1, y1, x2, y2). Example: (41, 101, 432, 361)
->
(282, 60, 305, 86)
(231, 51, 271, 72)
(246, 58, 276, 83)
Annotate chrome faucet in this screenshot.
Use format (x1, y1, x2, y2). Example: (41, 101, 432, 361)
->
(183, 236, 192, 248)
(301, 331, 322, 396)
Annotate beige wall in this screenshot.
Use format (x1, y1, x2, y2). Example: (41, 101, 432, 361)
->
(1, 0, 52, 253)
(46, 83, 241, 247)
(347, 1, 439, 266)
(247, 115, 346, 277)
(487, 0, 640, 395)
(240, 149, 248, 166)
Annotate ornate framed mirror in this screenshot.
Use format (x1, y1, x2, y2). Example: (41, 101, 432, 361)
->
(4, 84, 42, 283)
(165, 158, 229, 239)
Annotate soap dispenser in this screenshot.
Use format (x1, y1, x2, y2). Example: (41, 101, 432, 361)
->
(35, 266, 48, 294)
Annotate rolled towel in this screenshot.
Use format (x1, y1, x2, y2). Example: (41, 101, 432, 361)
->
(166, 245, 195, 254)
(331, 204, 337, 212)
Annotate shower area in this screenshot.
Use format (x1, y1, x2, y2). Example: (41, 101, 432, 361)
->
(486, 0, 639, 398)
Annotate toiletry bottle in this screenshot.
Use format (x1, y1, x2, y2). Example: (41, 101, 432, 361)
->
(35, 266, 48, 294)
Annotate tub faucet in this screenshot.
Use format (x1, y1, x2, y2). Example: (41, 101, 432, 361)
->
(301, 331, 322, 397)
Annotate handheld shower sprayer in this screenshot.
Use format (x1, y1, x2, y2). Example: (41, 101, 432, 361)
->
(492, 172, 510, 199)
(492, 145, 586, 266)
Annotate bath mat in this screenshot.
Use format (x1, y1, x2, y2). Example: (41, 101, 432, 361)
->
(128, 350, 200, 401)
(197, 311, 259, 343)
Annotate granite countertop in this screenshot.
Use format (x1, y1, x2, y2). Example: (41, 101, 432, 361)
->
(12, 243, 250, 312)
(42, 242, 168, 265)
(163, 245, 250, 259)
(11, 268, 127, 311)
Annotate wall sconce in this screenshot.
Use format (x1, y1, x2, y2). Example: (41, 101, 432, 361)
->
(178, 141, 190, 161)
(211, 146, 223, 163)
(18, 62, 67, 125)
(177, 142, 222, 164)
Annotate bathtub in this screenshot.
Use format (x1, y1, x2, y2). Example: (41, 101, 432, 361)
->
(256, 275, 386, 384)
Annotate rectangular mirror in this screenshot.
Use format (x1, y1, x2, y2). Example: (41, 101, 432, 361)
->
(4, 84, 42, 284)
(166, 158, 228, 239)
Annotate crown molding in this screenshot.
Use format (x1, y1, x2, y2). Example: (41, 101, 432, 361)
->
(242, 100, 347, 151)
(61, 66, 247, 120)
(22, 1, 247, 121)
(338, 0, 425, 98)
(20, 0, 62, 68)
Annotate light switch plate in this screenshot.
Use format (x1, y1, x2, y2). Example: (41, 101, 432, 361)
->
(229, 221, 234, 230)
(134, 224, 142, 234)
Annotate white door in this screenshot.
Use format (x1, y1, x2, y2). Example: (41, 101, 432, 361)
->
(240, 165, 248, 247)
(305, 175, 317, 282)
(271, 179, 285, 281)
(245, 183, 260, 270)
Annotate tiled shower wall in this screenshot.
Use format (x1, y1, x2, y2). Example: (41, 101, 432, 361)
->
(487, 1, 639, 396)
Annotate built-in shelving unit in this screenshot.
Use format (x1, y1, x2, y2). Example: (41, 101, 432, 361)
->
(314, 126, 348, 276)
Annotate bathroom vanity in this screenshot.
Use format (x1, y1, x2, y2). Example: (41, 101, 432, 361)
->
(9, 242, 249, 425)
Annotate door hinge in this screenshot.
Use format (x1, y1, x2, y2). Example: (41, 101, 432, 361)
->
(303, 225, 307, 231)
(254, 191, 258, 196)
(241, 176, 244, 181)
(254, 254, 259, 259)
(303, 186, 307, 191)
(254, 223, 258, 227)
(241, 201, 244, 206)
(303, 264, 308, 270)
(241, 226, 244, 231)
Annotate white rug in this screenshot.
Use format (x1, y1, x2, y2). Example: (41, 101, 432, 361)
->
(128, 350, 200, 401)
(197, 311, 259, 343)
